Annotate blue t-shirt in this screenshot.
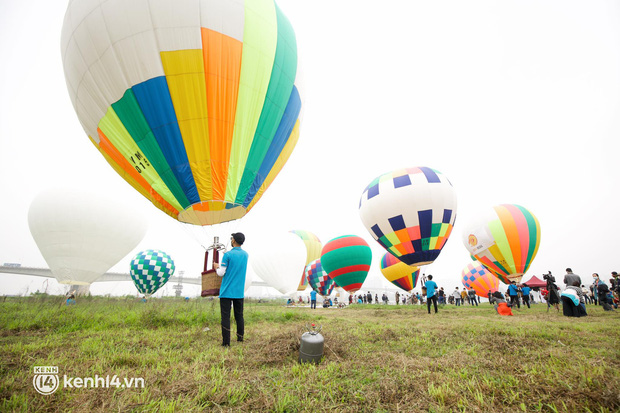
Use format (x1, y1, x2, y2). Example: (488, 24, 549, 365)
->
(521, 286, 531, 296)
(219, 247, 248, 299)
(310, 290, 317, 300)
(425, 280, 438, 298)
(508, 284, 519, 296)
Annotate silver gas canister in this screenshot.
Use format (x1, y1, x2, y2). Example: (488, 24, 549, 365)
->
(299, 323, 324, 364)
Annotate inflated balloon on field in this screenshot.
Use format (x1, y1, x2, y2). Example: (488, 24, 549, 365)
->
(461, 261, 500, 297)
(61, 0, 302, 227)
(462, 204, 540, 284)
(305, 259, 335, 297)
(28, 188, 147, 285)
(379, 253, 420, 292)
(359, 167, 457, 267)
(320, 236, 372, 293)
(291, 230, 322, 291)
(130, 250, 175, 296)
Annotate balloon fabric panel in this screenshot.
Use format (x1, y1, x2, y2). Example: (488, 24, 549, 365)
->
(235, 4, 297, 206)
(243, 86, 301, 208)
(225, 0, 278, 204)
(95, 130, 181, 219)
(160, 49, 213, 202)
(246, 118, 301, 212)
(201, 28, 242, 203)
(110, 89, 188, 209)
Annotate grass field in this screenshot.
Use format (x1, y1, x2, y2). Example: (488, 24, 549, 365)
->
(1, 296, 619, 412)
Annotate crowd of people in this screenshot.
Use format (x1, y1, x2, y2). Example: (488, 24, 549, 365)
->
(481, 269, 619, 317)
(281, 269, 619, 323)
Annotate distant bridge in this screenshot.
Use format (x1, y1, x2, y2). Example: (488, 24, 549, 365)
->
(0, 265, 270, 287)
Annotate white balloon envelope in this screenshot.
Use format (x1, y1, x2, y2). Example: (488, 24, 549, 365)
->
(28, 188, 148, 285)
(250, 232, 307, 295)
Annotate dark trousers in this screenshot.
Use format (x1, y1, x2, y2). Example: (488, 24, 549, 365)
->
(311, 300, 316, 309)
(510, 295, 520, 309)
(427, 294, 438, 314)
(523, 296, 530, 308)
(220, 298, 244, 345)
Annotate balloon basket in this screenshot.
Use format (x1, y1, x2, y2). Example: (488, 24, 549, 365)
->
(201, 270, 221, 297)
(201, 240, 224, 297)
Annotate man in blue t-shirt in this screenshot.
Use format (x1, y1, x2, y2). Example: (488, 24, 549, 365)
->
(214, 232, 249, 347)
(508, 281, 520, 309)
(425, 275, 439, 314)
(521, 285, 531, 308)
(310, 290, 317, 309)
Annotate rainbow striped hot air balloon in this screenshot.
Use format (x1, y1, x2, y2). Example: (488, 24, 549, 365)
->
(304, 259, 335, 297)
(320, 236, 372, 294)
(379, 253, 420, 292)
(461, 261, 500, 297)
(359, 167, 457, 267)
(462, 204, 541, 284)
(291, 230, 322, 291)
(61, 0, 301, 226)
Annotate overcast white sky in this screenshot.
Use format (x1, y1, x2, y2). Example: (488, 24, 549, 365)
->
(1, 0, 619, 297)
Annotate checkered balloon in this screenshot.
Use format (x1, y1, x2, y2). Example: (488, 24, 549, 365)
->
(130, 250, 175, 296)
(461, 260, 499, 298)
(305, 259, 335, 297)
(359, 167, 457, 267)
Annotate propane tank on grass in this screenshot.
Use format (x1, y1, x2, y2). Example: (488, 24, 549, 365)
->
(299, 323, 324, 364)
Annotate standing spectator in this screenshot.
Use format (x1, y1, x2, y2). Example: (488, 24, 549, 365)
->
(487, 290, 493, 304)
(581, 285, 590, 304)
(367, 291, 373, 304)
(425, 275, 439, 314)
(563, 268, 581, 287)
(452, 288, 461, 306)
(508, 281, 520, 309)
(611, 272, 620, 294)
(521, 284, 531, 309)
(592, 273, 600, 305)
(375, 294, 379, 304)
(395, 291, 400, 305)
(597, 280, 614, 311)
(348, 294, 353, 305)
(310, 290, 317, 309)
(467, 288, 478, 306)
(214, 232, 249, 347)
(438, 288, 445, 304)
(544, 273, 560, 312)
(461, 288, 468, 305)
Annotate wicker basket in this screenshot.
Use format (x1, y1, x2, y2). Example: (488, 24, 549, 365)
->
(201, 270, 222, 297)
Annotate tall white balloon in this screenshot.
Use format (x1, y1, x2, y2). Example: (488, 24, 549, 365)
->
(28, 188, 148, 285)
(251, 232, 307, 295)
